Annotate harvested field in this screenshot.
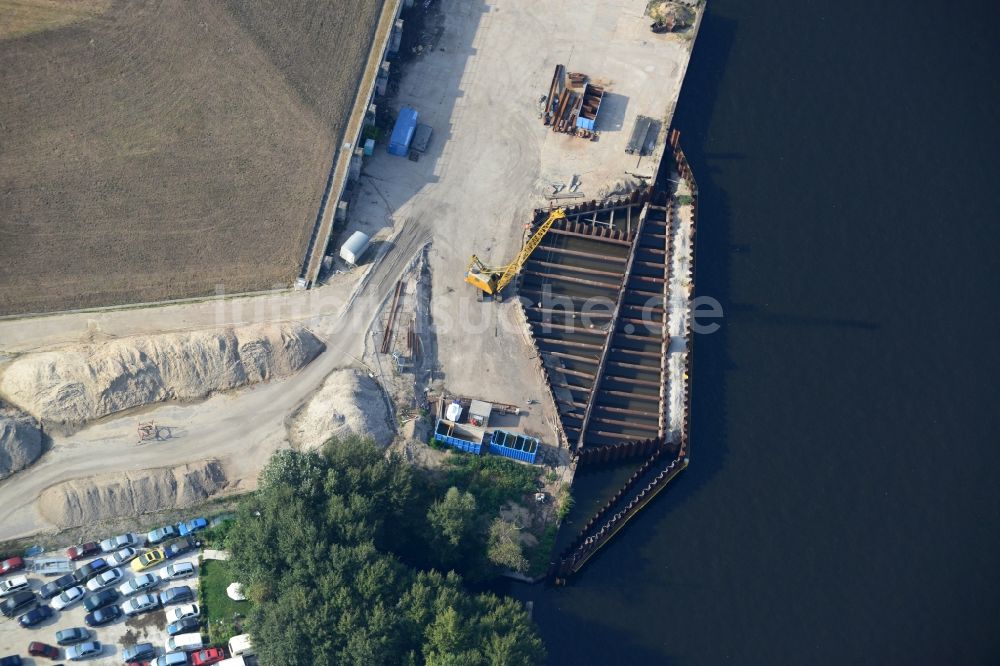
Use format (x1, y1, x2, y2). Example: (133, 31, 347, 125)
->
(0, 0, 386, 315)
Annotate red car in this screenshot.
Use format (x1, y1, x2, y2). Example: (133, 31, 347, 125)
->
(191, 648, 227, 665)
(0, 557, 25, 575)
(28, 641, 61, 659)
(66, 542, 99, 561)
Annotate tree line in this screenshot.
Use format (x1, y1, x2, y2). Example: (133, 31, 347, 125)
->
(225, 437, 546, 666)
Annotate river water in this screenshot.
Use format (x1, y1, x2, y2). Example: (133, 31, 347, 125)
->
(505, 1, 1000, 663)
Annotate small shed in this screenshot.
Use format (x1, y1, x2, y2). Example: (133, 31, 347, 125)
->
(468, 400, 493, 427)
(340, 231, 371, 265)
(388, 106, 419, 156)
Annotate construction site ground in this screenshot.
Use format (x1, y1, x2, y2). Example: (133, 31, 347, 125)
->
(0, 0, 701, 540)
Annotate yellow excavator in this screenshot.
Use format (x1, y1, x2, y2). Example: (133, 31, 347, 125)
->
(465, 208, 566, 299)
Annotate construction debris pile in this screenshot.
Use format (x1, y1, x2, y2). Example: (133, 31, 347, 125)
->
(543, 64, 605, 140)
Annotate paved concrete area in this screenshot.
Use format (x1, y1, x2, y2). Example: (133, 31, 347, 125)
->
(0, 547, 201, 663)
(348, 0, 701, 437)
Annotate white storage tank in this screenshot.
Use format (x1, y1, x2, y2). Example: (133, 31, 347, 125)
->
(340, 231, 371, 265)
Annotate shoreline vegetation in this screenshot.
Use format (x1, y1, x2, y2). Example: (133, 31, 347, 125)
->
(223, 436, 546, 665)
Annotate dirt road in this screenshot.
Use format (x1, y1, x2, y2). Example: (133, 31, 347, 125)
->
(0, 221, 430, 539)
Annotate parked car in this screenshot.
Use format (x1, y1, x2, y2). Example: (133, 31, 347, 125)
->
(84, 604, 122, 627)
(131, 549, 166, 573)
(164, 633, 203, 653)
(166, 616, 200, 637)
(85, 567, 123, 592)
(162, 538, 196, 560)
(18, 604, 53, 628)
(0, 557, 25, 576)
(99, 533, 140, 553)
(56, 627, 91, 645)
(0, 575, 30, 597)
(82, 588, 119, 612)
(145, 525, 178, 545)
(119, 573, 159, 596)
(163, 562, 195, 580)
(39, 573, 77, 600)
(165, 603, 199, 623)
(66, 543, 99, 561)
(0, 590, 36, 617)
(122, 593, 160, 616)
(177, 518, 208, 537)
(65, 640, 102, 661)
(121, 642, 156, 663)
(0, 656, 22, 666)
(190, 648, 225, 666)
(154, 653, 190, 666)
(27, 641, 60, 659)
(158, 586, 193, 606)
(107, 547, 140, 568)
(51, 585, 86, 611)
(73, 558, 109, 583)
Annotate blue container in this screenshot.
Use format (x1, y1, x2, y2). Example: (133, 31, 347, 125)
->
(434, 419, 483, 455)
(488, 430, 540, 464)
(388, 106, 419, 156)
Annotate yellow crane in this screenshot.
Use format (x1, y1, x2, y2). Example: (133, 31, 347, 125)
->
(465, 208, 566, 298)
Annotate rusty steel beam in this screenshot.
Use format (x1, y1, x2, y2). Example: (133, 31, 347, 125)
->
(598, 389, 659, 402)
(594, 404, 662, 418)
(531, 321, 608, 336)
(528, 260, 625, 279)
(590, 416, 661, 432)
(609, 346, 661, 359)
(550, 366, 597, 380)
(577, 203, 649, 449)
(540, 338, 604, 351)
(547, 227, 631, 246)
(606, 358, 660, 372)
(536, 245, 628, 262)
(550, 380, 593, 393)
(604, 375, 661, 388)
(531, 307, 613, 317)
(546, 350, 601, 364)
(625, 287, 663, 298)
(562, 202, 642, 222)
(522, 269, 621, 289)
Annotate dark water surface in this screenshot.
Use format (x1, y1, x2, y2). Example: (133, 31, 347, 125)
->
(506, 1, 1000, 663)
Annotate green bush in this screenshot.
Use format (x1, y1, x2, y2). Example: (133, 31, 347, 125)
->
(442, 453, 539, 515)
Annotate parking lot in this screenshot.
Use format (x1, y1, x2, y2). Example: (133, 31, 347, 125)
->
(0, 541, 202, 664)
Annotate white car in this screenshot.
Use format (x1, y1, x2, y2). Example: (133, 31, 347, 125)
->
(51, 584, 86, 610)
(163, 561, 196, 580)
(118, 573, 159, 597)
(165, 603, 199, 623)
(107, 547, 139, 567)
(0, 575, 29, 597)
(85, 567, 123, 592)
(99, 533, 140, 553)
(122, 593, 160, 616)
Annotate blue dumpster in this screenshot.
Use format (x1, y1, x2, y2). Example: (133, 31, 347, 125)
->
(388, 106, 419, 156)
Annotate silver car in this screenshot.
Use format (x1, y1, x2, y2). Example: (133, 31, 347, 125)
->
(163, 561, 196, 580)
(85, 567, 123, 592)
(118, 573, 159, 597)
(51, 584, 86, 611)
(121, 593, 160, 616)
(99, 533, 140, 553)
(65, 639, 102, 660)
(107, 547, 139, 567)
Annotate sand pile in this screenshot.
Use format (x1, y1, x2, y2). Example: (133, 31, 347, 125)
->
(0, 323, 324, 429)
(289, 369, 394, 449)
(0, 402, 43, 480)
(38, 460, 227, 528)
